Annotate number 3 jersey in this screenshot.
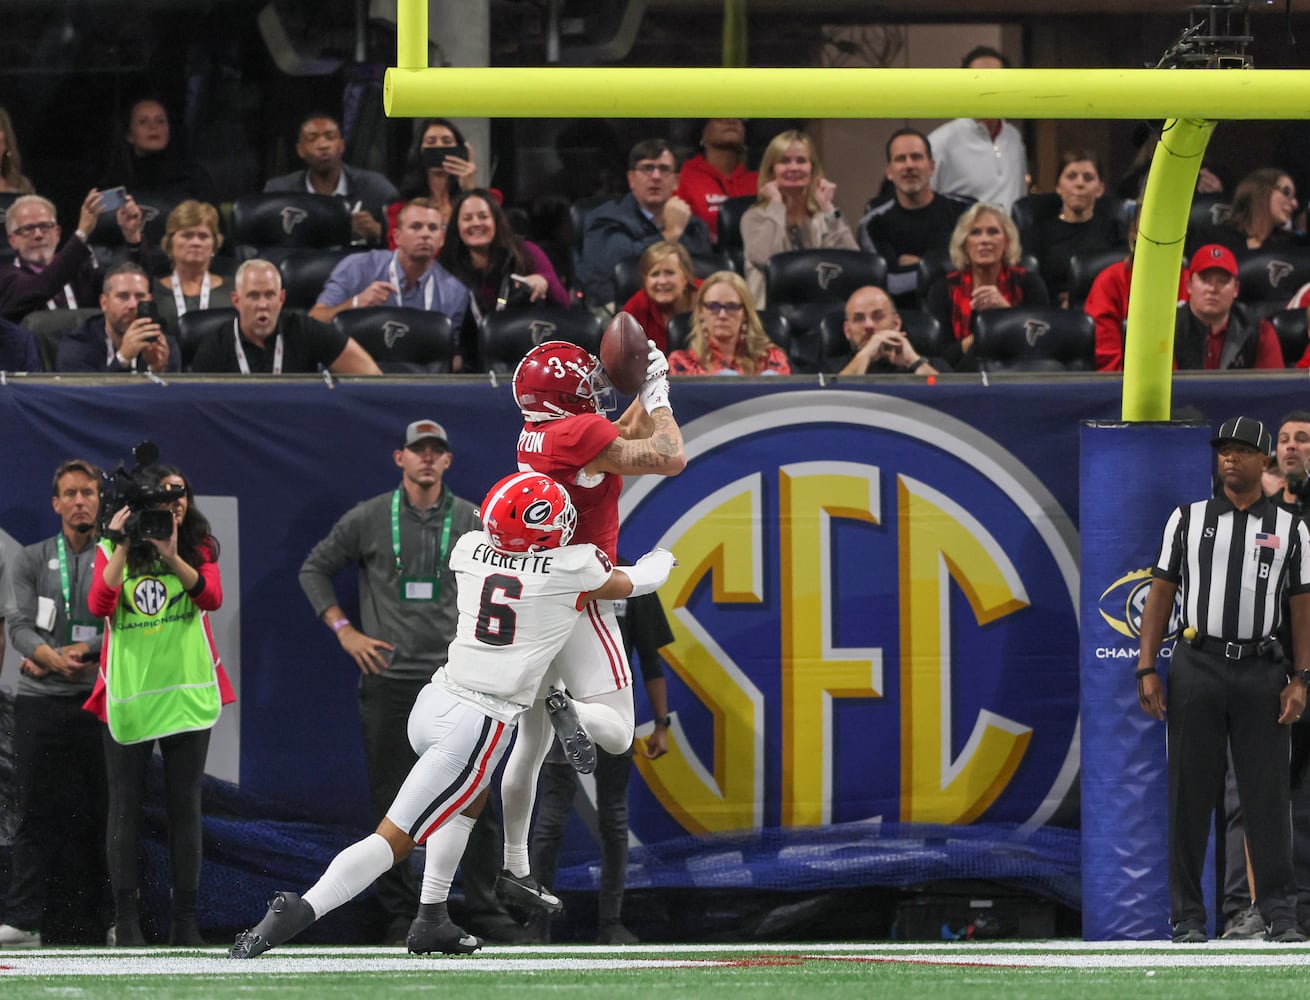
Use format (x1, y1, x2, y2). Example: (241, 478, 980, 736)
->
(440, 530, 614, 718)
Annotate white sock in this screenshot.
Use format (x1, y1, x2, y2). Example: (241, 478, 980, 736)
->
(302, 833, 395, 919)
(502, 843, 531, 879)
(575, 689, 635, 755)
(420, 814, 476, 904)
(502, 703, 553, 875)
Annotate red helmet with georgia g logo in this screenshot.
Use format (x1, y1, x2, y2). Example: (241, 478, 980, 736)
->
(480, 471, 577, 554)
(512, 341, 615, 422)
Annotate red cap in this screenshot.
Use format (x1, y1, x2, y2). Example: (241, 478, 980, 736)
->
(1189, 244, 1238, 279)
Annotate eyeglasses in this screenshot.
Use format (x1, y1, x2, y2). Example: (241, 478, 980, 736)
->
(633, 163, 675, 176)
(702, 301, 743, 315)
(1276, 185, 1298, 200)
(12, 221, 56, 237)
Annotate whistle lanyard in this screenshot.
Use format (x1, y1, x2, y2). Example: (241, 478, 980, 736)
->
(171, 270, 211, 317)
(56, 534, 72, 619)
(391, 489, 452, 575)
(388, 254, 435, 310)
(232, 318, 283, 374)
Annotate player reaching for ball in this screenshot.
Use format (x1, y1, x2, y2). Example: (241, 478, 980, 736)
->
(228, 472, 677, 958)
(465, 321, 684, 920)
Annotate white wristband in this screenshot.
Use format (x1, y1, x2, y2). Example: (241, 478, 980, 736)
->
(624, 549, 675, 597)
(351, 295, 359, 309)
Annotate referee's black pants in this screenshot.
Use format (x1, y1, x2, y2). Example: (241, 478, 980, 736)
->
(1167, 642, 1296, 930)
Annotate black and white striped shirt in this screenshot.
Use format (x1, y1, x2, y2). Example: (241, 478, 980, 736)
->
(1153, 495, 1310, 641)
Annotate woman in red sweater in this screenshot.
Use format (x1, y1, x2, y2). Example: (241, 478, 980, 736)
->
(619, 240, 700, 352)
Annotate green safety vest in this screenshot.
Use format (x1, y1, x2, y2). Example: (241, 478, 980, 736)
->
(100, 539, 222, 744)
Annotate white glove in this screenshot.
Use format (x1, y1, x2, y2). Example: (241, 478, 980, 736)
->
(640, 374, 671, 415)
(644, 340, 669, 381)
(624, 548, 677, 597)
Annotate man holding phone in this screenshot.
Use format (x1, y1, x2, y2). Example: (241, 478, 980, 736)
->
(55, 262, 179, 373)
(0, 190, 146, 322)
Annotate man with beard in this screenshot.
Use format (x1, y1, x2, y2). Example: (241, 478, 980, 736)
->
(56, 262, 179, 373)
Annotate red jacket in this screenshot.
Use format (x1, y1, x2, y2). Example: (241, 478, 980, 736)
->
(1086, 258, 1189, 372)
(675, 154, 758, 244)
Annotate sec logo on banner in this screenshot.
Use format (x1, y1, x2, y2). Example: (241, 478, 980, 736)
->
(619, 391, 1079, 842)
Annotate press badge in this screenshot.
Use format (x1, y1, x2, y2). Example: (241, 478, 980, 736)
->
(70, 621, 102, 643)
(401, 576, 440, 601)
(36, 596, 57, 631)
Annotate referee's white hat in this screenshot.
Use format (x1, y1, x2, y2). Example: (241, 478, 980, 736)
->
(1211, 416, 1272, 455)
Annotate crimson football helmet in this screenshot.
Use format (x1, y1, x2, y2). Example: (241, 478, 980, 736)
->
(512, 341, 615, 422)
(480, 471, 577, 554)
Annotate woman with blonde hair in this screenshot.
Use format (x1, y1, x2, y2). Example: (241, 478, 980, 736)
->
(667, 270, 790, 376)
(0, 107, 34, 194)
(924, 201, 1048, 368)
(619, 240, 700, 352)
(738, 129, 856, 306)
(152, 201, 232, 334)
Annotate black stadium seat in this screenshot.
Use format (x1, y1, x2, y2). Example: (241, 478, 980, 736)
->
(230, 193, 352, 262)
(1068, 250, 1127, 311)
(478, 308, 603, 374)
(714, 194, 757, 272)
(279, 249, 359, 310)
(1269, 308, 1309, 368)
(765, 248, 888, 339)
(177, 307, 238, 371)
(21, 308, 100, 372)
(332, 306, 454, 373)
(792, 307, 944, 375)
(971, 306, 1095, 372)
(1235, 248, 1310, 314)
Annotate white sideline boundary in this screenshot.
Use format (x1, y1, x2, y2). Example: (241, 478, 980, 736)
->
(5, 941, 1310, 977)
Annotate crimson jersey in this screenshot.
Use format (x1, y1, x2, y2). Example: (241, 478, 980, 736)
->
(518, 413, 622, 561)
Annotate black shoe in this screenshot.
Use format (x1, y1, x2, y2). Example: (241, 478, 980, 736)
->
(495, 870, 564, 915)
(1172, 923, 1206, 943)
(597, 922, 639, 945)
(228, 891, 316, 959)
(1266, 923, 1307, 943)
(545, 690, 597, 774)
(406, 903, 483, 955)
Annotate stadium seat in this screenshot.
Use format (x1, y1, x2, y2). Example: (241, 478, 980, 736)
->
(88, 191, 181, 253)
(714, 194, 757, 272)
(0, 192, 16, 263)
(177, 307, 238, 371)
(478, 308, 603, 374)
(612, 250, 735, 307)
(278, 249, 359, 310)
(971, 306, 1095, 372)
(332, 307, 454, 373)
(1067, 250, 1127, 310)
(21, 308, 100, 372)
(793, 307, 944, 375)
(1269, 308, 1309, 368)
(230, 193, 352, 262)
(1235, 247, 1310, 314)
(765, 248, 888, 339)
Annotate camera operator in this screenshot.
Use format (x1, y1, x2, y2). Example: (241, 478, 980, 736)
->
(0, 460, 108, 948)
(55, 262, 180, 374)
(84, 460, 233, 947)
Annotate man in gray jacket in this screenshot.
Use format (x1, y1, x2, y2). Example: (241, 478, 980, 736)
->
(299, 419, 489, 944)
(1, 460, 108, 947)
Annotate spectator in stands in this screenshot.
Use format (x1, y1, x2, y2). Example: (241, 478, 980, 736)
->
(264, 113, 398, 248)
(675, 118, 757, 246)
(385, 118, 478, 246)
(0, 106, 34, 194)
(152, 201, 232, 335)
(857, 127, 970, 302)
(1024, 151, 1124, 306)
(1193, 168, 1303, 256)
(619, 240, 700, 353)
(310, 196, 466, 324)
(1087, 211, 1188, 372)
(437, 188, 569, 368)
(191, 259, 381, 374)
(0, 317, 38, 372)
(924, 202, 1048, 369)
(101, 98, 212, 203)
(0, 191, 146, 322)
(837, 286, 939, 376)
(1175, 244, 1283, 370)
(667, 270, 789, 376)
(928, 46, 1028, 211)
(0, 460, 108, 949)
(578, 138, 711, 308)
(740, 129, 857, 307)
(56, 262, 179, 373)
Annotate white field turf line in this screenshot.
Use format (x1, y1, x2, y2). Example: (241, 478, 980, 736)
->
(7, 941, 1310, 977)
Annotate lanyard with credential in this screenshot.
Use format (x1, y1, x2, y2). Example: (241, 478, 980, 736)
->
(232, 318, 283, 374)
(171, 270, 211, 317)
(387, 253, 435, 310)
(391, 489, 452, 576)
(56, 533, 72, 619)
(18, 257, 78, 309)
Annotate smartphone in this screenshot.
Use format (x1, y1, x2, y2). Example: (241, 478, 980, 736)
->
(420, 145, 468, 171)
(136, 300, 160, 338)
(100, 186, 128, 213)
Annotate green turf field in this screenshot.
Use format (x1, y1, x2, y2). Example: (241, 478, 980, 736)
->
(4, 942, 1310, 999)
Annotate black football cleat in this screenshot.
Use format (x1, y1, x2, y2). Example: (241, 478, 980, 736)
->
(495, 869, 564, 915)
(544, 690, 596, 774)
(406, 902, 483, 955)
(228, 891, 316, 959)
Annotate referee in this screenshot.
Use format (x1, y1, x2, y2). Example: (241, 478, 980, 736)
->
(1137, 416, 1310, 943)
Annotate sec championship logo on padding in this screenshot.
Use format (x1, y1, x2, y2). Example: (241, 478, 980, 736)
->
(619, 391, 1080, 845)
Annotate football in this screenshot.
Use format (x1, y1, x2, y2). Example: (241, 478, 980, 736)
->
(599, 311, 651, 396)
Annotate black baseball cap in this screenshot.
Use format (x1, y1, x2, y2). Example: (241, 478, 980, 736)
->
(1211, 416, 1271, 455)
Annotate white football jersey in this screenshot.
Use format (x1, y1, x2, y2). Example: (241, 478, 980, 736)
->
(442, 531, 614, 707)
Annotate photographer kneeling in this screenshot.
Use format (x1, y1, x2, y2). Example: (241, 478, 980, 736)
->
(84, 461, 233, 947)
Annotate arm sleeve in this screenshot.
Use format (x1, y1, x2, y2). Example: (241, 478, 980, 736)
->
(307, 316, 351, 368)
(190, 542, 223, 611)
(1254, 320, 1287, 369)
(298, 509, 363, 616)
(810, 213, 859, 251)
(739, 201, 787, 272)
(55, 327, 103, 373)
(522, 240, 571, 307)
(0, 235, 95, 319)
(1086, 266, 1127, 372)
(316, 255, 361, 308)
(1151, 507, 1186, 584)
(8, 546, 45, 659)
(87, 545, 121, 618)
